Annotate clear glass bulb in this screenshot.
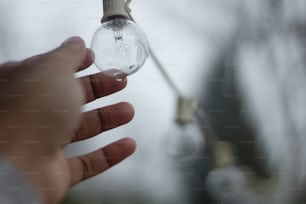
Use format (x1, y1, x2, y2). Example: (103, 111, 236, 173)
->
(91, 18, 149, 80)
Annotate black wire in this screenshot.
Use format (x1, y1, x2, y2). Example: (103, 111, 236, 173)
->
(149, 48, 183, 97)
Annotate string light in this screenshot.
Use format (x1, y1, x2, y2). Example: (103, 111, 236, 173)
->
(91, 0, 149, 81)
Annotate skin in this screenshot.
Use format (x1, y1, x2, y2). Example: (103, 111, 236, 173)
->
(0, 36, 136, 204)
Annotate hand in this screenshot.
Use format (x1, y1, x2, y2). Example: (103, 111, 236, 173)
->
(0, 37, 136, 204)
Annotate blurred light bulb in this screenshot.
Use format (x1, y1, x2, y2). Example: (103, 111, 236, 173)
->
(162, 123, 204, 163)
(91, 0, 149, 80)
(161, 96, 204, 162)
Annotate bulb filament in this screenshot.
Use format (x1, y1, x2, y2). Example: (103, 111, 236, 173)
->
(114, 30, 123, 41)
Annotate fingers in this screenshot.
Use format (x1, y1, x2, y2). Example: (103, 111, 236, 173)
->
(76, 48, 95, 72)
(68, 138, 136, 186)
(57, 37, 95, 72)
(22, 37, 94, 73)
(79, 72, 127, 104)
(53, 37, 90, 72)
(72, 102, 134, 142)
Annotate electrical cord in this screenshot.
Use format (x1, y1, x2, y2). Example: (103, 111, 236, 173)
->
(126, 4, 183, 97)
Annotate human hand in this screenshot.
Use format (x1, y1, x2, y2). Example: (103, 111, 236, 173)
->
(0, 37, 136, 204)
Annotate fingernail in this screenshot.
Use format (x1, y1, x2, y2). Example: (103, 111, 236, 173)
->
(62, 36, 84, 47)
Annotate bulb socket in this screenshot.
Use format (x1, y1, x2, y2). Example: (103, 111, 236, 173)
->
(101, 0, 130, 23)
(175, 96, 197, 125)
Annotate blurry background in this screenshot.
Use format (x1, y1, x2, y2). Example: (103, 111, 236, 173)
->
(1, 0, 306, 203)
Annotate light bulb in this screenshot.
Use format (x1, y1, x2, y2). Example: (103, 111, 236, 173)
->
(91, 0, 149, 80)
(161, 96, 204, 162)
(162, 123, 204, 163)
(205, 166, 249, 202)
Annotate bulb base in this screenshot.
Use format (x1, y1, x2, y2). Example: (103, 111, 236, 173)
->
(101, 0, 131, 23)
(175, 96, 197, 125)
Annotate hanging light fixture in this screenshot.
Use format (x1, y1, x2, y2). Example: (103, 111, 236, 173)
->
(91, 0, 150, 81)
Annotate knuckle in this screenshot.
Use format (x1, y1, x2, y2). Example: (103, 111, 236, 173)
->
(78, 156, 95, 181)
(90, 74, 104, 98)
(98, 109, 113, 130)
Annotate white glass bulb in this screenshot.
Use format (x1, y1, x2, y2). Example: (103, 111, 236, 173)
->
(91, 18, 149, 80)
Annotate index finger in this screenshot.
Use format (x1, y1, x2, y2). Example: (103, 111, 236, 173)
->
(79, 72, 127, 104)
(52, 37, 89, 72)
